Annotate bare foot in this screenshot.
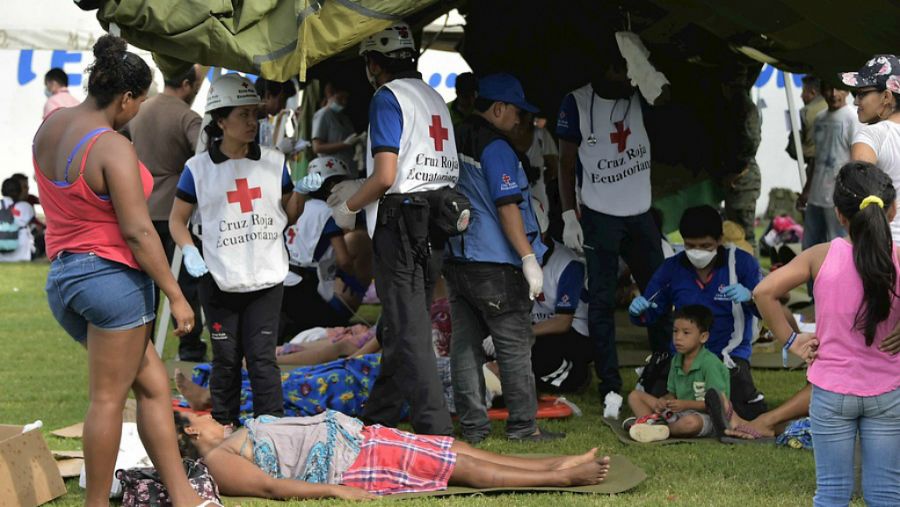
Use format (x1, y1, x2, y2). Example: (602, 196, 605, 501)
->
(174, 368, 212, 411)
(562, 456, 611, 486)
(552, 448, 598, 470)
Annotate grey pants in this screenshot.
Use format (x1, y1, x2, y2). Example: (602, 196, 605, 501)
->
(444, 262, 538, 440)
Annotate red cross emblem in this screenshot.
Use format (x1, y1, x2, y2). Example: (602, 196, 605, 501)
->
(226, 178, 262, 213)
(502, 174, 512, 185)
(610, 121, 631, 153)
(286, 227, 296, 245)
(428, 115, 449, 151)
(211, 322, 223, 333)
(11, 207, 20, 217)
(325, 159, 334, 168)
(537, 292, 545, 302)
(396, 26, 410, 38)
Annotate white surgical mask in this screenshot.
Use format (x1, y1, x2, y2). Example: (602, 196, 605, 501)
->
(685, 248, 717, 269)
(329, 101, 344, 113)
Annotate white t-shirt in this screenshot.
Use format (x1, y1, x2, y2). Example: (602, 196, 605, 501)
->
(808, 106, 859, 207)
(853, 121, 900, 241)
(527, 127, 558, 211)
(532, 242, 589, 336)
(0, 197, 34, 262)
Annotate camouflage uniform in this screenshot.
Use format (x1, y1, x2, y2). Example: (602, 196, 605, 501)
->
(724, 92, 762, 245)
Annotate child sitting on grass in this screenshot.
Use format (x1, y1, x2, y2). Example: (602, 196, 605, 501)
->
(625, 304, 731, 442)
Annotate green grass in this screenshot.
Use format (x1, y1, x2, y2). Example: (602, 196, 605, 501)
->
(0, 262, 842, 506)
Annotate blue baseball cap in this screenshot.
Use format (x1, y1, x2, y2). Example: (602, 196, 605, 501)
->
(477, 73, 538, 113)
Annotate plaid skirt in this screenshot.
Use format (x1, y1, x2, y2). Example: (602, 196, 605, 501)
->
(340, 425, 457, 495)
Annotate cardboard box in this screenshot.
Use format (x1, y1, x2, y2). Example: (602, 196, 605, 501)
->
(0, 425, 67, 507)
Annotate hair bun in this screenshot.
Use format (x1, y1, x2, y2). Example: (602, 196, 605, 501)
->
(92, 34, 127, 61)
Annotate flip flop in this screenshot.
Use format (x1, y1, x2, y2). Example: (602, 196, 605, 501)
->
(704, 389, 729, 438)
(720, 424, 776, 445)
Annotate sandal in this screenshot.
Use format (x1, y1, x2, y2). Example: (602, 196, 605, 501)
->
(720, 424, 776, 445)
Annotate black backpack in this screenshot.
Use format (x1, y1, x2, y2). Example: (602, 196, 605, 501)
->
(0, 200, 21, 253)
(635, 351, 672, 397)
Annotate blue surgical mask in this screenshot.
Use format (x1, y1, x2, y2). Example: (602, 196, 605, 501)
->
(329, 101, 344, 113)
(44, 88, 52, 98)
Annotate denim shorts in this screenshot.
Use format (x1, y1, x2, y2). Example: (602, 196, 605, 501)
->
(46, 251, 155, 343)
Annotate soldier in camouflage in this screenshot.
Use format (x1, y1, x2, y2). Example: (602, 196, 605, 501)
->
(721, 68, 762, 247)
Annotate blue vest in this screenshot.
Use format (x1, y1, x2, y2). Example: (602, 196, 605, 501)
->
(447, 116, 546, 266)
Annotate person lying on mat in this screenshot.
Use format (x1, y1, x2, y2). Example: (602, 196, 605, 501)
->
(174, 411, 611, 499)
(625, 305, 732, 442)
(628, 205, 766, 420)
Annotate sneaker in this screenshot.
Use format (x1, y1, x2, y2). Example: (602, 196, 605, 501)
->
(629, 423, 670, 443)
(634, 412, 665, 425)
(622, 416, 637, 431)
(509, 427, 566, 442)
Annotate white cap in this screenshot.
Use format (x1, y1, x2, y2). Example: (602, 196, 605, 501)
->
(205, 74, 260, 113)
(532, 197, 549, 234)
(359, 22, 416, 58)
(308, 156, 350, 181)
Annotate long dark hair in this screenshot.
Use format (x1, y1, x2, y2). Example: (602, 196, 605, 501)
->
(86, 35, 151, 108)
(173, 412, 201, 459)
(833, 161, 898, 345)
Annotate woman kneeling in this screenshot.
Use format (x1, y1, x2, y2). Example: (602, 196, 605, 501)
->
(175, 411, 610, 500)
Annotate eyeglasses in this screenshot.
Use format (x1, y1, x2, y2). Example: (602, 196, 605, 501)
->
(851, 88, 880, 100)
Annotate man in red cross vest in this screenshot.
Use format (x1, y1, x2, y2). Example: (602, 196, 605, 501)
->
(326, 22, 462, 436)
(556, 46, 671, 418)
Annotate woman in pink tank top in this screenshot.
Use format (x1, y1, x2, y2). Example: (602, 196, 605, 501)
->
(32, 35, 211, 507)
(754, 161, 899, 506)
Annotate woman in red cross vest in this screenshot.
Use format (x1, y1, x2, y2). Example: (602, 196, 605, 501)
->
(170, 74, 319, 427)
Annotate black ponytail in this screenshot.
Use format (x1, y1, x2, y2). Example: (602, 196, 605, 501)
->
(833, 161, 898, 346)
(203, 106, 234, 151)
(86, 34, 151, 108)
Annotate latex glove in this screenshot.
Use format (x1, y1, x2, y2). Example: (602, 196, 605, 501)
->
(294, 172, 323, 194)
(628, 295, 657, 316)
(561, 209, 584, 252)
(343, 133, 361, 145)
(181, 245, 208, 278)
(723, 283, 752, 303)
(327, 179, 364, 208)
(521, 253, 543, 300)
(293, 138, 311, 152)
(332, 201, 359, 230)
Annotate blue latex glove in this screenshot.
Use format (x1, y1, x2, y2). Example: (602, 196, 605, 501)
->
(182, 245, 208, 278)
(723, 283, 752, 303)
(628, 295, 657, 316)
(294, 172, 323, 194)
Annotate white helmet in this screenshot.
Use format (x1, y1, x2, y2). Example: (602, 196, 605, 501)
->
(359, 22, 416, 58)
(308, 156, 350, 181)
(205, 74, 260, 113)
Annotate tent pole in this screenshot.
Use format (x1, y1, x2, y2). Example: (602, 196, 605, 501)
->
(154, 247, 183, 358)
(783, 72, 807, 188)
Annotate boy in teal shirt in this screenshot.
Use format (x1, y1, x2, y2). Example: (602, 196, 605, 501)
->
(625, 304, 731, 442)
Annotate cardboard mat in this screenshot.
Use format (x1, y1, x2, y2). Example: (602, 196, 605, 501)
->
(602, 417, 718, 445)
(222, 454, 645, 504)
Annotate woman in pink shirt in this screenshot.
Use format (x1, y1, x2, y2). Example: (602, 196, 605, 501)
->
(33, 36, 209, 507)
(754, 161, 899, 506)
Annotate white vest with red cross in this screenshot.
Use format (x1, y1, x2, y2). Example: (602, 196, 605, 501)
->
(571, 86, 651, 217)
(190, 146, 288, 292)
(364, 78, 460, 236)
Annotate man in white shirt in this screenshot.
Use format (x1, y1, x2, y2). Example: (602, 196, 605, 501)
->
(802, 82, 857, 248)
